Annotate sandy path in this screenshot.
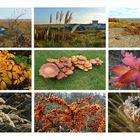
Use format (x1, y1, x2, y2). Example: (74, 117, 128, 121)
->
(109, 28, 140, 48)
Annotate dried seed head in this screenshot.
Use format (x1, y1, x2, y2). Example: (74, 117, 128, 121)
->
(123, 96, 140, 124)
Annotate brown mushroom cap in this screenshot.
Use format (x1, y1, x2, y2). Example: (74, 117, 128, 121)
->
(71, 56, 78, 62)
(78, 61, 85, 65)
(90, 59, 96, 64)
(71, 55, 93, 71)
(56, 63, 64, 69)
(84, 68, 89, 71)
(71, 66, 75, 70)
(61, 67, 67, 73)
(90, 58, 103, 65)
(59, 57, 69, 62)
(57, 72, 67, 79)
(47, 58, 58, 63)
(39, 63, 60, 78)
(76, 64, 84, 70)
(84, 61, 92, 68)
(64, 62, 72, 67)
(78, 55, 87, 61)
(46, 57, 74, 78)
(65, 69, 74, 75)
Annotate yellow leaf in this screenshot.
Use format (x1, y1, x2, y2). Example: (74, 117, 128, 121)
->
(7, 64, 13, 71)
(0, 81, 7, 90)
(24, 71, 28, 78)
(10, 60, 15, 65)
(12, 65, 19, 72)
(13, 80, 18, 85)
(17, 79, 21, 85)
(12, 72, 19, 79)
(13, 65, 22, 74)
(2, 77, 11, 85)
(8, 72, 12, 79)
(19, 63, 25, 68)
(20, 76, 25, 82)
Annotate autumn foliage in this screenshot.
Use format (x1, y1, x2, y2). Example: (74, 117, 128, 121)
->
(35, 94, 105, 132)
(0, 50, 31, 90)
(111, 51, 140, 89)
(109, 18, 140, 35)
(109, 18, 120, 23)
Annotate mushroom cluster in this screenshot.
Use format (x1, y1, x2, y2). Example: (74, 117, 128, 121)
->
(70, 55, 92, 71)
(39, 57, 74, 79)
(123, 96, 140, 124)
(39, 55, 103, 80)
(90, 58, 104, 66)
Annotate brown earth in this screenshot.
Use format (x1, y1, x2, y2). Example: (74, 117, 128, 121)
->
(109, 28, 140, 48)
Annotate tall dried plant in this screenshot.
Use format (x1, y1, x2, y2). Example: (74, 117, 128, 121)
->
(67, 13, 73, 24)
(57, 11, 63, 42)
(49, 14, 53, 40)
(64, 11, 70, 25)
(44, 10, 73, 42)
(59, 11, 64, 24)
(56, 11, 59, 24)
(64, 11, 73, 25)
(63, 11, 73, 41)
(50, 14, 52, 25)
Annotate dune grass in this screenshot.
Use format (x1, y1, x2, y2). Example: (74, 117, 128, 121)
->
(35, 50, 105, 90)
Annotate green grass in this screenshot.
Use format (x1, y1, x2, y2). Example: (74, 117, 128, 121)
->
(35, 50, 105, 90)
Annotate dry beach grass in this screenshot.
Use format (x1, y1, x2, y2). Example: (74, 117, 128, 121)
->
(0, 19, 31, 47)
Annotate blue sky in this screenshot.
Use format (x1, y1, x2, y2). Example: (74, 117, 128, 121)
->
(109, 8, 140, 18)
(0, 8, 31, 19)
(34, 8, 106, 24)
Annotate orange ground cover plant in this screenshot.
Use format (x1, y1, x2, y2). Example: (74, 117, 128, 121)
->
(35, 94, 105, 132)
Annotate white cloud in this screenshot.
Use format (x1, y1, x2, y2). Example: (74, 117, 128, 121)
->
(109, 8, 140, 18)
(71, 12, 106, 24)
